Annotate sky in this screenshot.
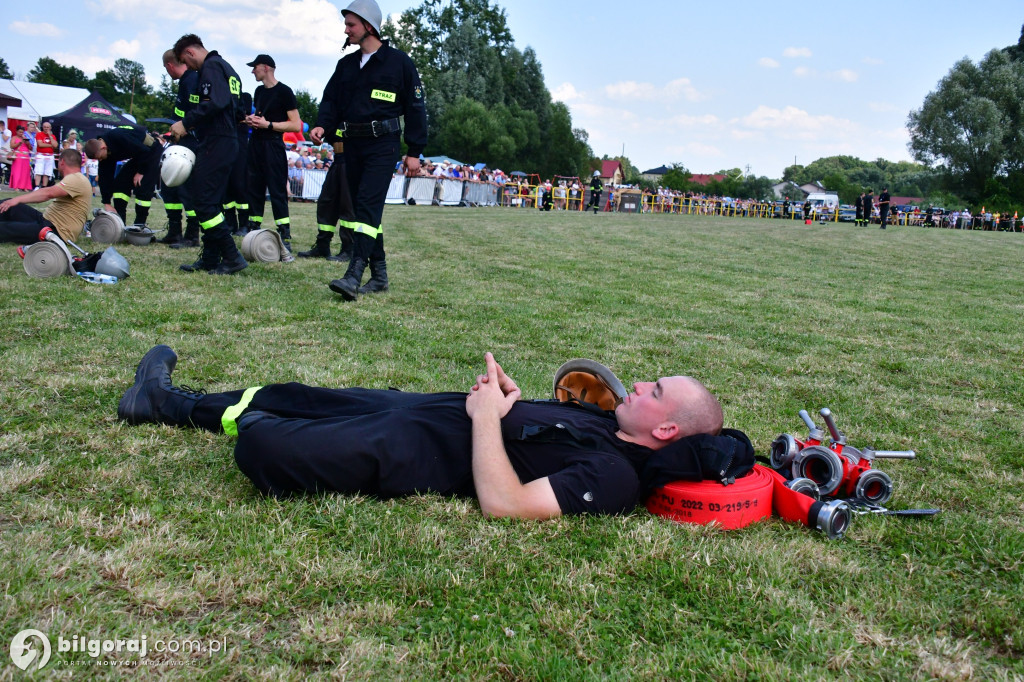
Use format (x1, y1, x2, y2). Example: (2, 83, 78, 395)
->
(2, 0, 1021, 178)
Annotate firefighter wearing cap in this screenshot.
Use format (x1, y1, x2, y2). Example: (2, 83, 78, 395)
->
(159, 49, 202, 247)
(311, 0, 427, 300)
(588, 170, 603, 214)
(243, 54, 301, 245)
(82, 126, 162, 229)
(169, 33, 249, 275)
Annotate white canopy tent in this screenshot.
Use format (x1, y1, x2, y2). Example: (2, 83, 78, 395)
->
(0, 79, 90, 123)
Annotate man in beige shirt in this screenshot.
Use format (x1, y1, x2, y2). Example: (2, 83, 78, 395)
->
(0, 149, 93, 244)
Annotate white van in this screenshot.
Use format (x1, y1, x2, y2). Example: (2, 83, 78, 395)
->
(806, 192, 839, 211)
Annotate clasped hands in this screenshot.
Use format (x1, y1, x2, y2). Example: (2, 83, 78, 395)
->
(465, 352, 521, 420)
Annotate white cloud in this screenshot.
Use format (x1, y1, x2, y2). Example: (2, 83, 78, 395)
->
(551, 82, 582, 103)
(109, 39, 142, 60)
(759, 57, 780, 68)
(48, 53, 112, 75)
(9, 19, 63, 38)
(793, 66, 813, 77)
(604, 77, 705, 103)
(737, 105, 857, 143)
(783, 47, 812, 58)
(831, 69, 858, 82)
(862, 57, 884, 66)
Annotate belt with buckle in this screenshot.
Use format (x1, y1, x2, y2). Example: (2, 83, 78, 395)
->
(336, 118, 401, 139)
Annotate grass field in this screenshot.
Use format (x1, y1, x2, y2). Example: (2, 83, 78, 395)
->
(1, 192, 1022, 680)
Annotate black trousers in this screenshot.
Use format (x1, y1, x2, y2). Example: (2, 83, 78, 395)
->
(112, 149, 161, 225)
(224, 132, 250, 231)
(247, 136, 289, 228)
(879, 206, 889, 228)
(316, 158, 354, 231)
(191, 134, 242, 261)
(0, 201, 53, 243)
(345, 135, 400, 261)
(189, 384, 473, 498)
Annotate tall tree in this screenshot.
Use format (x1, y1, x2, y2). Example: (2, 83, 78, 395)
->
(0, 57, 13, 79)
(26, 57, 90, 88)
(387, 0, 512, 84)
(907, 49, 1024, 202)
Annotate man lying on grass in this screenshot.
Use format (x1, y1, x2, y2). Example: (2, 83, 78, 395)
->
(119, 345, 753, 519)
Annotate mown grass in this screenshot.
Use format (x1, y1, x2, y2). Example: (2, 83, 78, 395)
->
(1, 191, 1022, 680)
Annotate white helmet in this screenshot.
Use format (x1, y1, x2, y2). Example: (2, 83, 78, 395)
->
(593, 170, 600, 177)
(342, 0, 382, 36)
(160, 145, 195, 187)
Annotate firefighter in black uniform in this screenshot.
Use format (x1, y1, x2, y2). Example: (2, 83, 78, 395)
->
(243, 54, 300, 245)
(311, 0, 427, 300)
(170, 34, 248, 275)
(297, 140, 355, 262)
(587, 170, 603, 214)
(82, 126, 161, 228)
(119, 345, 735, 518)
(158, 49, 202, 247)
(224, 91, 252, 237)
(878, 187, 891, 230)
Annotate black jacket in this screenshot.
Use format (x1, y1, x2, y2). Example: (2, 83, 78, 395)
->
(182, 51, 242, 139)
(315, 41, 428, 156)
(96, 127, 159, 204)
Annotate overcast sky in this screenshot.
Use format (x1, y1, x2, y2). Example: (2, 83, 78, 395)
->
(2, 0, 1020, 177)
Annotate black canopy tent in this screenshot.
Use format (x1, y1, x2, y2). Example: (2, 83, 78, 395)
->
(43, 90, 142, 142)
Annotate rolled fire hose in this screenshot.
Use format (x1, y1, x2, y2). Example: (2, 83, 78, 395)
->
(22, 240, 75, 278)
(241, 229, 295, 263)
(647, 465, 852, 539)
(90, 210, 126, 244)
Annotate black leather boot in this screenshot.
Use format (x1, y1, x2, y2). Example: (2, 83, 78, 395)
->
(117, 345, 205, 426)
(298, 230, 333, 259)
(328, 257, 367, 301)
(358, 257, 389, 294)
(179, 242, 220, 272)
(158, 219, 183, 244)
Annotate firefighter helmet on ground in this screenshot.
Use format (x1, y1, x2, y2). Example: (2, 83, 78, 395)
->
(553, 359, 628, 411)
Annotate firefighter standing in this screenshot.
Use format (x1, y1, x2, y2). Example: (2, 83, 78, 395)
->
(243, 54, 301, 244)
(170, 34, 248, 275)
(588, 170, 602, 214)
(311, 0, 427, 300)
(82, 126, 161, 228)
(159, 49, 202, 247)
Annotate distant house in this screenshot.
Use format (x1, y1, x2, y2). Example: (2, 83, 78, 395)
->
(890, 196, 924, 208)
(688, 173, 727, 187)
(641, 165, 671, 182)
(599, 160, 624, 186)
(799, 181, 828, 195)
(771, 181, 804, 199)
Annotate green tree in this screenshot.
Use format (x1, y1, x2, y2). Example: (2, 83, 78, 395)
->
(387, 0, 512, 85)
(294, 89, 319, 128)
(660, 163, 693, 192)
(26, 57, 90, 88)
(0, 57, 13, 79)
(908, 49, 1024, 203)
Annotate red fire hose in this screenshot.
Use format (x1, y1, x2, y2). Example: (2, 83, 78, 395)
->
(646, 465, 852, 539)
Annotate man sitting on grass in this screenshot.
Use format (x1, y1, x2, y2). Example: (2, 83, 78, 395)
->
(0, 149, 92, 245)
(118, 346, 746, 519)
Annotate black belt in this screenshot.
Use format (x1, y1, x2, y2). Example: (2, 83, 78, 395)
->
(336, 118, 401, 139)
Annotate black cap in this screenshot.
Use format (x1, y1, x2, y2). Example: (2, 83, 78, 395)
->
(246, 54, 276, 68)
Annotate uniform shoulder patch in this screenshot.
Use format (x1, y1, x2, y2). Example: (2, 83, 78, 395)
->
(201, 82, 211, 97)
